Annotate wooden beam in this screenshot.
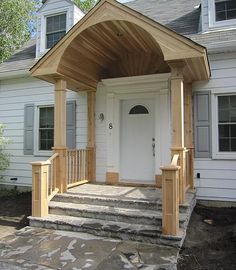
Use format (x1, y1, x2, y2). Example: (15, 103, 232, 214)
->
(54, 79, 67, 147)
(87, 91, 96, 182)
(169, 61, 185, 148)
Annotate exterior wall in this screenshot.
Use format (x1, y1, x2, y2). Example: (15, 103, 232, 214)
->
(193, 51, 236, 201)
(0, 76, 87, 187)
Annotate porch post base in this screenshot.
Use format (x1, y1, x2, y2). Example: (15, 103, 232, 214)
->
(171, 147, 186, 204)
(155, 174, 162, 188)
(161, 165, 180, 236)
(106, 172, 119, 185)
(53, 147, 67, 193)
(87, 146, 96, 183)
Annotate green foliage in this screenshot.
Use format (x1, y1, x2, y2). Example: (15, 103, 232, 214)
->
(0, 0, 39, 63)
(72, 0, 97, 12)
(0, 124, 10, 179)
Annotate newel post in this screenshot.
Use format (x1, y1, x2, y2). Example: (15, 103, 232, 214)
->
(53, 79, 67, 193)
(87, 91, 96, 182)
(161, 165, 180, 236)
(169, 61, 186, 204)
(31, 161, 50, 217)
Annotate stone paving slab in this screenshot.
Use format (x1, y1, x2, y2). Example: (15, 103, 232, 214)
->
(0, 227, 178, 270)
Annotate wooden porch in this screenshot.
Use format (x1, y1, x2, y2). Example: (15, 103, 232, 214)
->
(30, 0, 210, 238)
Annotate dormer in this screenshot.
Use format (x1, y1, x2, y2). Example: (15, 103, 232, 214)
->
(202, 0, 236, 32)
(36, 0, 84, 58)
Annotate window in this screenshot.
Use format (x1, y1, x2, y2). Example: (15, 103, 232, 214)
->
(46, 13, 66, 49)
(218, 95, 236, 152)
(129, 105, 149, 115)
(215, 0, 236, 22)
(38, 107, 54, 151)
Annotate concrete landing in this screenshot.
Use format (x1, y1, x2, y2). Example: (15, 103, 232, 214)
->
(0, 227, 178, 270)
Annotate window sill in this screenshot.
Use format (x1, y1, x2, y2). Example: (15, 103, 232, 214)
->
(34, 151, 53, 157)
(212, 152, 236, 160)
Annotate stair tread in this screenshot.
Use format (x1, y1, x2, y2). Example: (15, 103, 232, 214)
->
(29, 214, 184, 240)
(56, 192, 160, 204)
(49, 201, 187, 222)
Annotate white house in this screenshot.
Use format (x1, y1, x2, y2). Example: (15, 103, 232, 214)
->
(0, 0, 236, 207)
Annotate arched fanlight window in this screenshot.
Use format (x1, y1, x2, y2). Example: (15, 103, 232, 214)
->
(129, 105, 149, 115)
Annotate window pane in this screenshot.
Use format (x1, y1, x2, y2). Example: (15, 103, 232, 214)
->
(227, 10, 236, 20)
(230, 95, 236, 108)
(231, 124, 236, 137)
(219, 125, 229, 137)
(219, 138, 230, 151)
(129, 105, 149, 115)
(46, 14, 66, 33)
(215, 2, 225, 12)
(216, 11, 227, 21)
(230, 109, 236, 122)
(231, 139, 236, 151)
(218, 96, 229, 109)
(228, 1, 236, 10)
(40, 107, 54, 128)
(39, 130, 54, 151)
(46, 31, 66, 49)
(219, 109, 230, 122)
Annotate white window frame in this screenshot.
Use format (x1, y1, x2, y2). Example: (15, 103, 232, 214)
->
(34, 103, 54, 156)
(212, 92, 236, 159)
(209, 0, 236, 29)
(40, 7, 70, 55)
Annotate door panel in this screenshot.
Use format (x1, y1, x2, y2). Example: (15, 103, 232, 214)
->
(120, 99, 155, 182)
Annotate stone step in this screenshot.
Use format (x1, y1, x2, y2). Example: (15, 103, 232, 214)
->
(53, 193, 189, 213)
(28, 214, 184, 247)
(49, 201, 187, 227)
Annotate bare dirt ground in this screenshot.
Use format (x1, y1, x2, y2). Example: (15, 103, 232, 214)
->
(0, 192, 235, 269)
(178, 205, 236, 270)
(0, 191, 31, 238)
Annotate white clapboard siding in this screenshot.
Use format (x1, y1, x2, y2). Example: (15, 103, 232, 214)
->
(193, 51, 236, 201)
(0, 76, 87, 187)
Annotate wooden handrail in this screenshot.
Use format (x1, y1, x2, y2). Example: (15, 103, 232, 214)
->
(48, 153, 59, 162)
(171, 154, 179, 166)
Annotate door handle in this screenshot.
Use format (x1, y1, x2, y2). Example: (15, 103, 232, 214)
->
(152, 142, 155, 157)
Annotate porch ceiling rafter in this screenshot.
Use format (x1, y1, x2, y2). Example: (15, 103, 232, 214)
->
(30, 0, 210, 91)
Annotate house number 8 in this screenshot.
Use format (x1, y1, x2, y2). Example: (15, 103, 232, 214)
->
(109, 123, 113, 129)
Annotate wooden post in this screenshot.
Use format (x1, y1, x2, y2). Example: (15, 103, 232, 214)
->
(184, 83, 194, 189)
(87, 91, 96, 182)
(31, 161, 50, 217)
(53, 79, 67, 193)
(169, 61, 186, 204)
(161, 165, 180, 236)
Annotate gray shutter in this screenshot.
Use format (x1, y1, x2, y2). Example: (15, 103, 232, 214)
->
(194, 91, 212, 158)
(66, 101, 76, 149)
(24, 104, 34, 155)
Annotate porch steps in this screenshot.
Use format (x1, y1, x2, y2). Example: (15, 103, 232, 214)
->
(29, 186, 196, 248)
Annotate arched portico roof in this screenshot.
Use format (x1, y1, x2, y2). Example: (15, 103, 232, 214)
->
(31, 0, 210, 91)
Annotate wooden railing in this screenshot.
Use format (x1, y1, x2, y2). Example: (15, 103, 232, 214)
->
(31, 153, 59, 217)
(48, 153, 59, 201)
(66, 149, 89, 188)
(31, 148, 91, 218)
(160, 154, 180, 236)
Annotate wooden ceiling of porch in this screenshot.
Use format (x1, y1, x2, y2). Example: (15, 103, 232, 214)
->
(58, 20, 170, 90)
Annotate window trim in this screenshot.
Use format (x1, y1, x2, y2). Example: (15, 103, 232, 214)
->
(212, 92, 236, 159)
(209, 0, 236, 29)
(40, 8, 70, 55)
(34, 103, 54, 156)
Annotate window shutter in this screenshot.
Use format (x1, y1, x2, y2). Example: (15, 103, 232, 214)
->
(66, 101, 76, 149)
(24, 104, 34, 155)
(194, 91, 212, 158)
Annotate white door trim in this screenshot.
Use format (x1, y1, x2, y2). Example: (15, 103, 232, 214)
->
(102, 74, 171, 181)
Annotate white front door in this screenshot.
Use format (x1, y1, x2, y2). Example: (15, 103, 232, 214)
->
(120, 99, 155, 183)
